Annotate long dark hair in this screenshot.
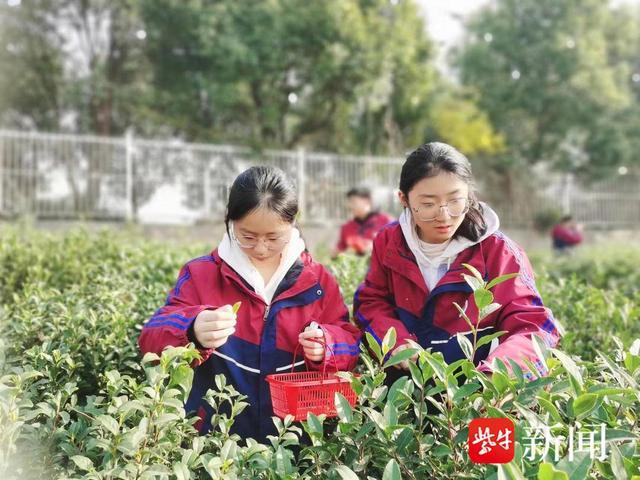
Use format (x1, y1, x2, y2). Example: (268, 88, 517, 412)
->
(225, 166, 298, 234)
(399, 142, 487, 241)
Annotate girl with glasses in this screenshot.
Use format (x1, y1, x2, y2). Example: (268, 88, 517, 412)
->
(139, 166, 360, 441)
(354, 142, 560, 381)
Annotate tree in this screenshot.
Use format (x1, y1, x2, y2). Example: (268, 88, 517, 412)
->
(0, 0, 148, 135)
(140, 0, 373, 148)
(139, 0, 501, 156)
(454, 0, 638, 178)
(1, 0, 503, 159)
(581, 3, 640, 179)
(0, 0, 65, 130)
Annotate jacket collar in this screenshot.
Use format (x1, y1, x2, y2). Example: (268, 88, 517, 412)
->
(213, 249, 320, 304)
(381, 224, 488, 293)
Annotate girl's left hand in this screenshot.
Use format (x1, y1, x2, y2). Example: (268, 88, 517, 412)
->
(391, 340, 420, 370)
(298, 324, 325, 362)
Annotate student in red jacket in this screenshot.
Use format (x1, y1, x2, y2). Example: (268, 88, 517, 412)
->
(354, 142, 560, 380)
(333, 187, 393, 258)
(139, 166, 360, 441)
(551, 215, 583, 254)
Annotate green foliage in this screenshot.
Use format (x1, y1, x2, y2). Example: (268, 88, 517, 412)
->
(1, 228, 639, 479)
(138, 0, 441, 153)
(0, 0, 147, 135)
(0, 227, 202, 395)
(532, 208, 564, 234)
(534, 246, 640, 361)
(455, 0, 640, 177)
(2, 0, 640, 181)
(328, 253, 371, 311)
(0, 0, 500, 158)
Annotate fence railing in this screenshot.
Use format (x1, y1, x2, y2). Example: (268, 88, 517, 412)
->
(0, 129, 638, 228)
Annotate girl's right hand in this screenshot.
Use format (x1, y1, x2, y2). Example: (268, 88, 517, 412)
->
(193, 305, 237, 349)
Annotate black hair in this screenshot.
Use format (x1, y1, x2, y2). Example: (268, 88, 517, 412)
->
(399, 142, 487, 242)
(560, 215, 573, 223)
(346, 187, 372, 200)
(225, 166, 298, 234)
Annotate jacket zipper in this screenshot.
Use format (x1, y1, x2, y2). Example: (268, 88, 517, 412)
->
(222, 267, 316, 306)
(263, 305, 271, 322)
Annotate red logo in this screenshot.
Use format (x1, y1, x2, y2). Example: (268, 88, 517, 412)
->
(468, 418, 515, 464)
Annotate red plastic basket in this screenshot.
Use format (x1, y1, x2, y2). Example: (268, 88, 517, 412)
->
(266, 338, 358, 420)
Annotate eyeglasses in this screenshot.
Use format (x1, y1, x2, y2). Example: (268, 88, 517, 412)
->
(410, 198, 469, 222)
(231, 225, 291, 250)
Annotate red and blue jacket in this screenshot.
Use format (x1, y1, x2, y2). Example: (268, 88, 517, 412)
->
(336, 211, 394, 255)
(551, 224, 583, 251)
(354, 223, 560, 379)
(139, 250, 360, 441)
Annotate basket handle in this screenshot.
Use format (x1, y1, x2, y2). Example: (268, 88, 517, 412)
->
(291, 336, 340, 377)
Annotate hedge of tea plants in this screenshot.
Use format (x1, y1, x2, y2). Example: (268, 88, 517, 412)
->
(1, 227, 639, 479)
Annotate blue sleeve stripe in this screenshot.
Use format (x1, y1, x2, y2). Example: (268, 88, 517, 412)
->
(163, 256, 214, 303)
(353, 283, 367, 313)
(541, 318, 556, 333)
(330, 347, 359, 355)
(534, 359, 549, 376)
(148, 313, 194, 325)
(144, 320, 190, 331)
(165, 271, 192, 304)
(173, 271, 192, 296)
(328, 347, 360, 357)
(364, 325, 383, 345)
(494, 230, 541, 297)
(495, 231, 561, 340)
(187, 255, 215, 265)
(355, 311, 371, 328)
(330, 342, 359, 349)
(531, 296, 543, 306)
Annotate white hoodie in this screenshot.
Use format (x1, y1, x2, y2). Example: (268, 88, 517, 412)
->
(399, 202, 500, 291)
(217, 224, 307, 304)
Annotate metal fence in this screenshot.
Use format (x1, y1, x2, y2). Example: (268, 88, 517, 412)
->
(0, 129, 638, 228)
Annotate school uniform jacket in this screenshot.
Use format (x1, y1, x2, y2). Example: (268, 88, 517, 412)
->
(139, 250, 360, 440)
(336, 211, 394, 254)
(354, 222, 560, 379)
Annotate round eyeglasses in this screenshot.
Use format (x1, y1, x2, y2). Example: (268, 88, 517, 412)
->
(410, 198, 469, 222)
(231, 225, 292, 250)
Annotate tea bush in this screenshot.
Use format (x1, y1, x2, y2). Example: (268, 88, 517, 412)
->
(533, 246, 640, 297)
(532, 248, 640, 361)
(1, 227, 638, 479)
